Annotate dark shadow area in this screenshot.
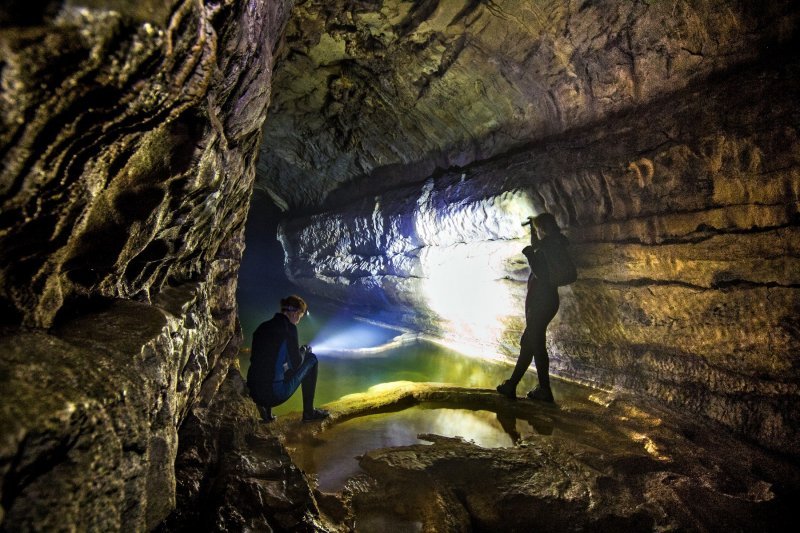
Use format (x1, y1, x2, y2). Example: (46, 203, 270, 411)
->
(237, 189, 293, 345)
(0, 0, 59, 27)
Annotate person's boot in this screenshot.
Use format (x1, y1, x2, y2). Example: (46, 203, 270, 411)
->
(258, 405, 276, 423)
(496, 380, 517, 400)
(526, 385, 554, 403)
(302, 407, 330, 423)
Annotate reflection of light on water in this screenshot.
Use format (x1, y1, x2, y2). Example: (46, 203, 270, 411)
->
(263, 338, 543, 417)
(291, 408, 517, 492)
(425, 409, 511, 448)
(414, 190, 536, 358)
(310, 322, 394, 352)
(313, 332, 421, 358)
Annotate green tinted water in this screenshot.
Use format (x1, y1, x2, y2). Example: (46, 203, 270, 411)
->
(240, 336, 541, 416)
(286, 405, 557, 492)
(238, 311, 540, 416)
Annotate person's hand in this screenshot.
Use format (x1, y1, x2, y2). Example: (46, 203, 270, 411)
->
(304, 350, 317, 364)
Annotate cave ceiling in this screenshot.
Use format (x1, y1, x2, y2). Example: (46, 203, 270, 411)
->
(257, 0, 793, 211)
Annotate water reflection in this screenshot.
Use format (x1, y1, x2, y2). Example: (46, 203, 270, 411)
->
(286, 406, 557, 493)
(496, 409, 554, 442)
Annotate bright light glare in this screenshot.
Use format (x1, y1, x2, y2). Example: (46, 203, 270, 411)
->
(310, 317, 416, 357)
(312, 331, 420, 357)
(420, 241, 520, 358)
(415, 189, 536, 358)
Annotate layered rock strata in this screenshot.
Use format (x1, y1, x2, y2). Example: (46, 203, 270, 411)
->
(260, 0, 800, 208)
(0, 0, 299, 529)
(276, 34, 800, 455)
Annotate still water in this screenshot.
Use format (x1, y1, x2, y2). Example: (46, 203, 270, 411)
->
(238, 310, 539, 416)
(239, 307, 554, 492)
(287, 406, 555, 492)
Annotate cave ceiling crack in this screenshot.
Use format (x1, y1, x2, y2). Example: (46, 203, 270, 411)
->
(484, 0, 544, 35)
(448, 0, 484, 30)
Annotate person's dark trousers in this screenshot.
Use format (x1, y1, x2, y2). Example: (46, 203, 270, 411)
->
(299, 358, 318, 414)
(509, 293, 559, 388)
(269, 353, 319, 409)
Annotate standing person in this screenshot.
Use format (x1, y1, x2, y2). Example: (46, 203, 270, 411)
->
(496, 213, 572, 403)
(247, 295, 330, 422)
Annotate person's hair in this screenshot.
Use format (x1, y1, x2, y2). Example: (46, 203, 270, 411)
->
(280, 295, 308, 314)
(533, 212, 561, 234)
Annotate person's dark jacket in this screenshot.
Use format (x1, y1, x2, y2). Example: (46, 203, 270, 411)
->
(247, 313, 303, 393)
(522, 233, 569, 314)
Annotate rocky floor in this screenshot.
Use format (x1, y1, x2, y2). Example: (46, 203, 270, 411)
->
(275, 381, 800, 532)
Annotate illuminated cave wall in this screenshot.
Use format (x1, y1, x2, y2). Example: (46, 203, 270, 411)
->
(0, 1, 294, 529)
(265, 1, 800, 456)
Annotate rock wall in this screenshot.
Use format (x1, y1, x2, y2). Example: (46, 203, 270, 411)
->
(259, 0, 800, 209)
(161, 367, 324, 531)
(0, 0, 295, 529)
(278, 41, 800, 455)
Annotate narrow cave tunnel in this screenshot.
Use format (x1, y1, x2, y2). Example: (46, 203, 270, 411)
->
(1, 1, 799, 531)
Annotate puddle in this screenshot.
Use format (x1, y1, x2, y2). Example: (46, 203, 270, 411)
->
(285, 406, 557, 492)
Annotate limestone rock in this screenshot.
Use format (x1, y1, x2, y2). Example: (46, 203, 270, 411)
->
(161, 368, 325, 532)
(0, 298, 210, 530)
(0, 0, 287, 329)
(259, 0, 799, 209)
(0, 0, 293, 529)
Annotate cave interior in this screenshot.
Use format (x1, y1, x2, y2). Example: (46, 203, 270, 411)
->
(1, 0, 799, 531)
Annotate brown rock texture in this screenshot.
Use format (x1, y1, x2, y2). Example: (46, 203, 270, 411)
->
(270, 2, 800, 457)
(161, 368, 324, 532)
(0, 297, 226, 530)
(260, 0, 799, 209)
(0, 0, 300, 530)
(278, 382, 799, 531)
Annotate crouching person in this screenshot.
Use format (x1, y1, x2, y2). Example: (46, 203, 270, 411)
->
(247, 295, 329, 423)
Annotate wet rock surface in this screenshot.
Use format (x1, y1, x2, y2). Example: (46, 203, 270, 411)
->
(160, 368, 324, 532)
(0, 0, 293, 529)
(278, 381, 799, 532)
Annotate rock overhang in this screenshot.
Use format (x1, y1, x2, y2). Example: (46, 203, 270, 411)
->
(257, 0, 800, 210)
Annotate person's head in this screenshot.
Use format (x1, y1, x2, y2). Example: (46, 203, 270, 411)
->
(533, 213, 561, 238)
(280, 295, 308, 325)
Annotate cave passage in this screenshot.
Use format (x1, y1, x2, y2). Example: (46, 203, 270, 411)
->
(2, 0, 799, 530)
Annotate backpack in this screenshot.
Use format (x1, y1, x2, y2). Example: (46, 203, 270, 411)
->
(540, 237, 577, 286)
